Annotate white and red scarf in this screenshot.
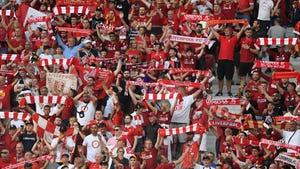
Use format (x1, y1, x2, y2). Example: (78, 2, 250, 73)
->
(52, 6, 90, 16)
(0, 54, 20, 61)
(0, 112, 31, 121)
(158, 123, 206, 136)
(256, 38, 297, 46)
(38, 59, 77, 67)
(143, 93, 183, 102)
(19, 96, 68, 108)
(0, 10, 16, 17)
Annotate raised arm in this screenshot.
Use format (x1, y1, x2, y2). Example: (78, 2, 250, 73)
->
(209, 26, 220, 39)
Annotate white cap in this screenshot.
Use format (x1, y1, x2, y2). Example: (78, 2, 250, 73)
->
(83, 39, 92, 44)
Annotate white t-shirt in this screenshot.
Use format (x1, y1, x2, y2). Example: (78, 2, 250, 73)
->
(257, 0, 274, 21)
(170, 95, 195, 124)
(82, 134, 102, 162)
(51, 137, 75, 162)
(39, 54, 53, 59)
(283, 129, 300, 153)
(76, 101, 96, 126)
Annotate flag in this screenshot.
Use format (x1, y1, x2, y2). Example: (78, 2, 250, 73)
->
(17, 4, 49, 30)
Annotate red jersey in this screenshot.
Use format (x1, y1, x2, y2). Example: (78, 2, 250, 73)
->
(245, 80, 262, 100)
(141, 148, 158, 169)
(8, 38, 26, 54)
(239, 37, 256, 63)
(112, 109, 124, 126)
(157, 111, 172, 126)
(122, 125, 136, 147)
(88, 162, 102, 169)
(220, 1, 238, 19)
(256, 94, 267, 115)
(238, 0, 254, 15)
(218, 35, 238, 60)
(0, 84, 13, 111)
(283, 91, 297, 109)
(182, 141, 199, 168)
(134, 15, 149, 26)
(104, 40, 121, 58)
(180, 57, 197, 69)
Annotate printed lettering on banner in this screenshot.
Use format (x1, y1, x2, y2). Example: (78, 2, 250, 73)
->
(46, 73, 77, 95)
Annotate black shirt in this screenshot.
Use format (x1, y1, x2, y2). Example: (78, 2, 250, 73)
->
(19, 132, 37, 152)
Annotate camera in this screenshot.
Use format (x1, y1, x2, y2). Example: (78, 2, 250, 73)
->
(78, 111, 85, 118)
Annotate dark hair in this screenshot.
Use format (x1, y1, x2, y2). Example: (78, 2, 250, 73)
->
(125, 114, 133, 120)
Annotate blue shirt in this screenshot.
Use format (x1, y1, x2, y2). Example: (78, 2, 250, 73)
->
(56, 34, 84, 59)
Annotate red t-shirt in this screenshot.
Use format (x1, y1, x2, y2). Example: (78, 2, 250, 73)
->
(218, 36, 238, 61)
(61, 98, 75, 121)
(112, 109, 124, 126)
(155, 162, 175, 169)
(180, 57, 197, 69)
(220, 1, 238, 19)
(238, 0, 254, 15)
(0, 157, 17, 168)
(141, 148, 158, 169)
(122, 125, 136, 147)
(239, 37, 256, 63)
(0, 84, 13, 111)
(8, 38, 26, 54)
(88, 162, 102, 169)
(256, 94, 267, 115)
(134, 15, 149, 26)
(182, 141, 199, 168)
(283, 91, 297, 109)
(104, 40, 121, 58)
(157, 111, 171, 126)
(245, 80, 262, 100)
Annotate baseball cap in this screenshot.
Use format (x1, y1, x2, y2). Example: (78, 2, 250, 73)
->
(83, 39, 92, 44)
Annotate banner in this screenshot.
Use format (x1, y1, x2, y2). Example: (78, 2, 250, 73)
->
(26, 16, 51, 25)
(46, 73, 77, 95)
(274, 116, 300, 122)
(208, 120, 241, 129)
(261, 138, 300, 152)
(158, 123, 206, 136)
(252, 61, 294, 71)
(206, 19, 249, 27)
(56, 0, 97, 6)
(180, 14, 213, 22)
(272, 71, 300, 84)
(157, 79, 203, 89)
(275, 153, 299, 167)
(170, 34, 210, 45)
(126, 81, 159, 87)
(4, 155, 52, 169)
(203, 99, 243, 106)
(52, 6, 90, 16)
(0, 112, 31, 121)
(256, 38, 297, 46)
(56, 27, 94, 36)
